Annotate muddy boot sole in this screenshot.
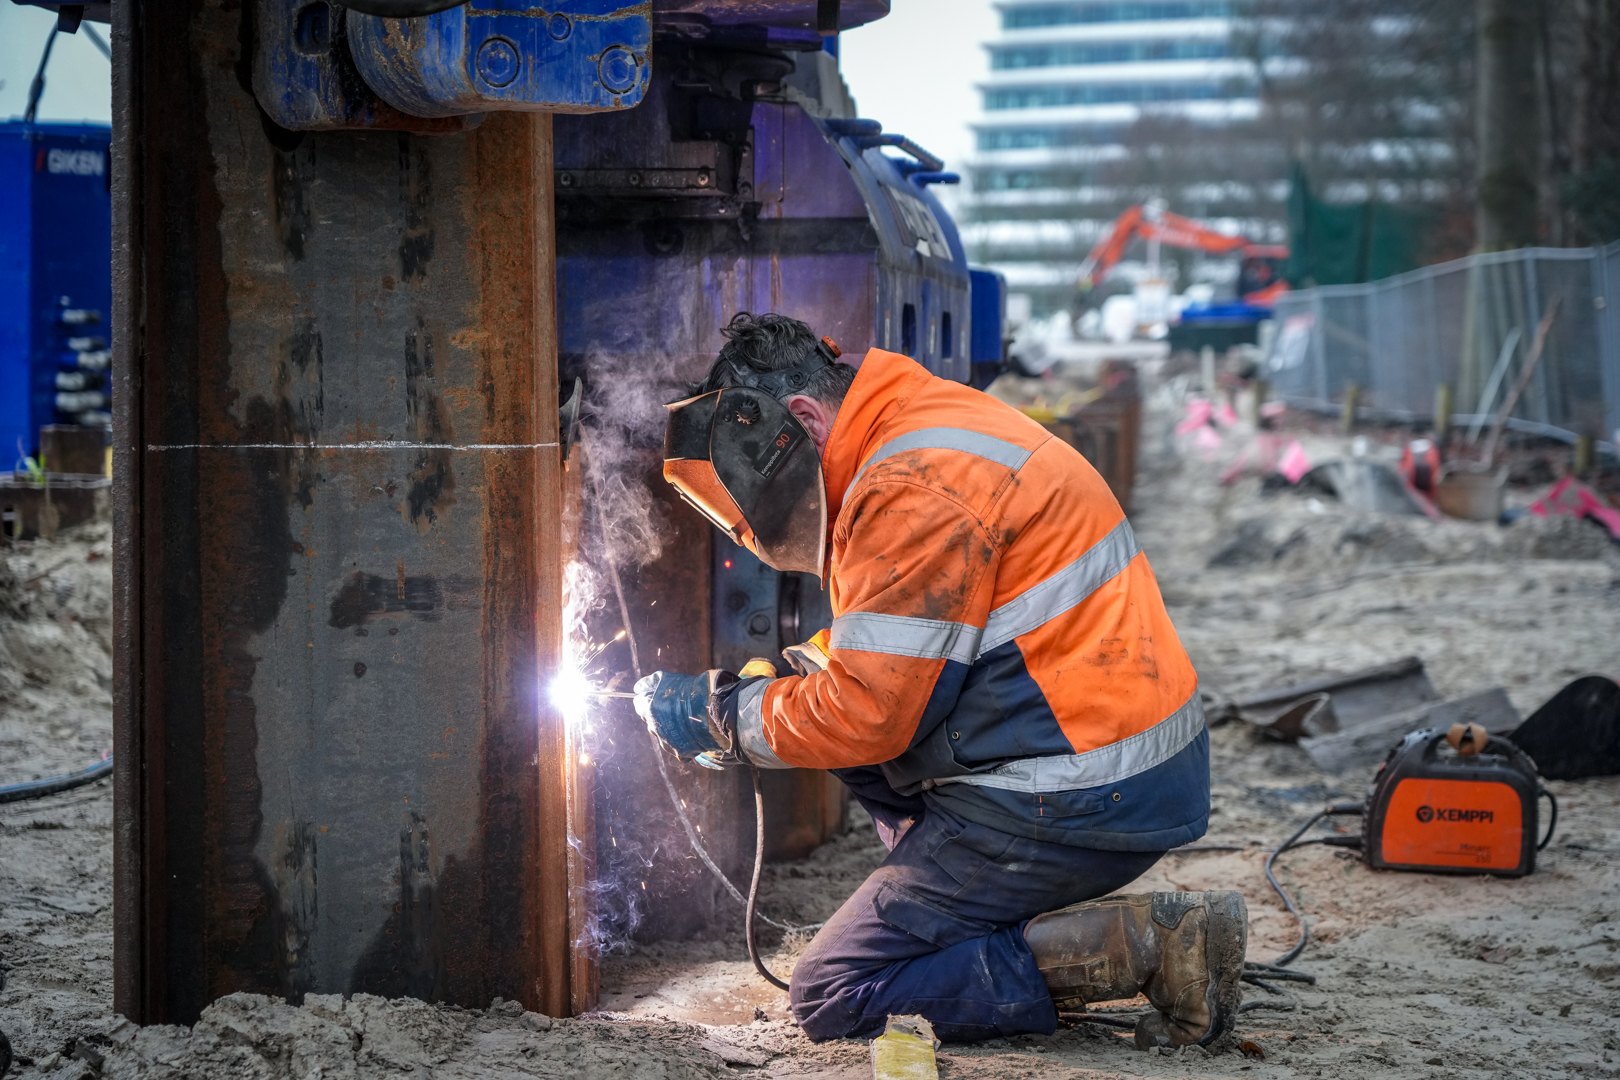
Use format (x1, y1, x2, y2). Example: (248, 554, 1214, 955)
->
(1198, 890, 1248, 1044)
(1133, 890, 1248, 1049)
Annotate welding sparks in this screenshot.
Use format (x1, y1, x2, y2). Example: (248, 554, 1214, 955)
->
(550, 626, 630, 733)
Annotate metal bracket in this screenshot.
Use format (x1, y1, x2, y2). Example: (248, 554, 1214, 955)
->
(255, 0, 652, 131)
(252, 0, 486, 132)
(348, 1, 652, 119)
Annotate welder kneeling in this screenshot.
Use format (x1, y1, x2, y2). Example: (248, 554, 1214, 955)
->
(636, 312, 1245, 1048)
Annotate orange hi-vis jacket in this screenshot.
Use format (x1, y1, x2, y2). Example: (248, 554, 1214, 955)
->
(734, 350, 1209, 849)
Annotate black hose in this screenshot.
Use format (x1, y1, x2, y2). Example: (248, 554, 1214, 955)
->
(1057, 1010, 1136, 1030)
(0, 756, 113, 804)
(1170, 804, 1363, 986)
(24, 25, 58, 125)
(747, 765, 790, 991)
(1242, 963, 1314, 983)
(82, 23, 111, 61)
(1238, 986, 1301, 1013)
(1264, 809, 1331, 967)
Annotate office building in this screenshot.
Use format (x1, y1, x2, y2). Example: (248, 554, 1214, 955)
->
(963, 1, 1282, 316)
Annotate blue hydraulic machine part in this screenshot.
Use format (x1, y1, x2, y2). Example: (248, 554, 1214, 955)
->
(251, 0, 653, 131)
(553, 52, 971, 385)
(0, 122, 113, 465)
(969, 265, 1008, 389)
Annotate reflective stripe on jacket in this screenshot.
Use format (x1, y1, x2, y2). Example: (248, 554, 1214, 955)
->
(742, 350, 1203, 815)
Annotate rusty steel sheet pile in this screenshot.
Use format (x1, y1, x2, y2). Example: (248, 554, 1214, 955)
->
(113, 1, 573, 1023)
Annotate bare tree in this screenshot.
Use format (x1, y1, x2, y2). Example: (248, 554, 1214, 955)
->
(1477, 0, 1542, 249)
(1563, 0, 1620, 243)
(1098, 1, 1478, 270)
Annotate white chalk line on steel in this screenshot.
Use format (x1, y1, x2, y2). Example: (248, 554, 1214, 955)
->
(145, 441, 561, 451)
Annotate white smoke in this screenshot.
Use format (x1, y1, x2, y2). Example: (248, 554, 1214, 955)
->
(559, 348, 701, 953)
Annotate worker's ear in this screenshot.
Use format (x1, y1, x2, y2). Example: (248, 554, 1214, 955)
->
(784, 394, 838, 455)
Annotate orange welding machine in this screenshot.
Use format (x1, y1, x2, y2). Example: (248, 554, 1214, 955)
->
(1177, 723, 1557, 986)
(1360, 723, 1554, 877)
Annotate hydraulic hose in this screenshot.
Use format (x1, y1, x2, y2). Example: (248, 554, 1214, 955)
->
(0, 756, 113, 804)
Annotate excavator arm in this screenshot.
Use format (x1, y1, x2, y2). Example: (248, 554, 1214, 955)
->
(1078, 203, 1274, 290)
(1077, 204, 1147, 290)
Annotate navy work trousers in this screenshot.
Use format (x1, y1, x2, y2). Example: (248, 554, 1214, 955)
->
(790, 767, 1162, 1042)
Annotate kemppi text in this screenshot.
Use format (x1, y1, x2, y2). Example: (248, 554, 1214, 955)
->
(1416, 806, 1495, 824)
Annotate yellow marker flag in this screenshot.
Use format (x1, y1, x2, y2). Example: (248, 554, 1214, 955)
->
(871, 1015, 938, 1080)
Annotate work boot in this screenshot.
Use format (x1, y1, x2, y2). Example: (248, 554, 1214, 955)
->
(1023, 891, 1247, 1049)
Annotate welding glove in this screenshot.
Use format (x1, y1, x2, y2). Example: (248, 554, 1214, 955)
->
(781, 629, 831, 676)
(634, 669, 741, 769)
(635, 661, 779, 770)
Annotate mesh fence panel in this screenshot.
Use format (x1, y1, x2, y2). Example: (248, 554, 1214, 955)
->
(1263, 244, 1620, 448)
(1603, 241, 1620, 442)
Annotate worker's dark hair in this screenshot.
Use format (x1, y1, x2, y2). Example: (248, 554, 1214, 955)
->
(695, 312, 856, 406)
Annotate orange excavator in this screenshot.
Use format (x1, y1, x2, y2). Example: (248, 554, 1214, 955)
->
(1078, 202, 1290, 306)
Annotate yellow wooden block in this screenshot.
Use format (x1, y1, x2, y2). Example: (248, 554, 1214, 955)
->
(871, 1015, 938, 1080)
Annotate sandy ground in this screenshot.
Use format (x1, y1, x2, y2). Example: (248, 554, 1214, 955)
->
(3, 381, 1619, 1078)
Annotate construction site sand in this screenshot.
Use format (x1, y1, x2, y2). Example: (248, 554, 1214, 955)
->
(3, 387, 1619, 1078)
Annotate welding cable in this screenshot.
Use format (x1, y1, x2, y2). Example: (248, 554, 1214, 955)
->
(640, 714, 820, 934)
(1257, 803, 1360, 971)
(1164, 840, 1338, 974)
(1066, 819, 1345, 1032)
(1237, 980, 1302, 1014)
(600, 540, 820, 939)
(582, 455, 822, 951)
(630, 676, 824, 934)
(1264, 805, 1361, 968)
(584, 449, 745, 903)
(747, 765, 792, 991)
(1166, 802, 1364, 1014)
(1056, 1011, 1137, 1030)
(1202, 802, 1364, 971)
(0, 755, 113, 804)
(1234, 806, 1329, 1015)
(595, 523, 756, 912)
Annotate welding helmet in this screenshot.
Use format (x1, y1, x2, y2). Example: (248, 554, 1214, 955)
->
(662, 337, 842, 578)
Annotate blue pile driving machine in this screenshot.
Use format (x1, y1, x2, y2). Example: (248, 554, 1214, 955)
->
(0, 121, 113, 466)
